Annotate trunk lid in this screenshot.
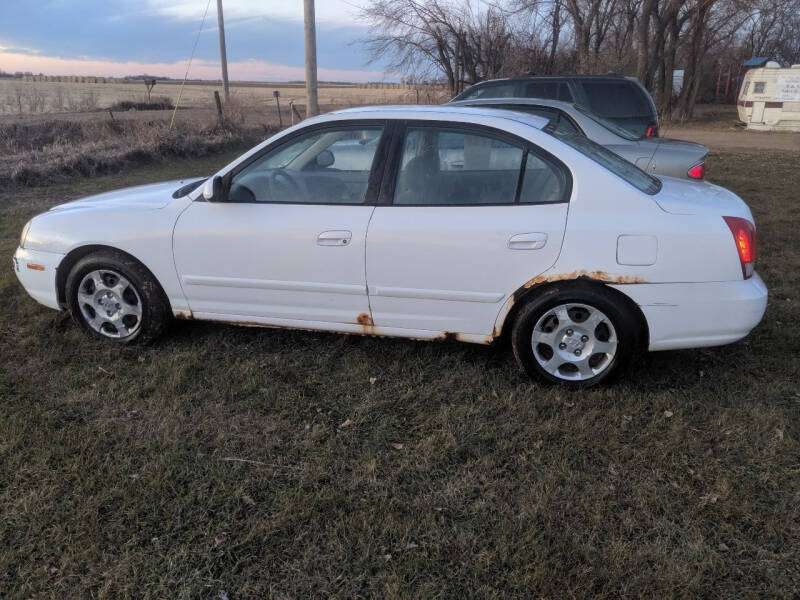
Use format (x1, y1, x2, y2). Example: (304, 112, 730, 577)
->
(653, 176, 753, 220)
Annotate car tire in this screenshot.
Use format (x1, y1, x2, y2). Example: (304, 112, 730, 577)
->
(511, 283, 639, 388)
(65, 249, 170, 344)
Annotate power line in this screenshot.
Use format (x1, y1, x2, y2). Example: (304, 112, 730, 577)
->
(170, 0, 214, 130)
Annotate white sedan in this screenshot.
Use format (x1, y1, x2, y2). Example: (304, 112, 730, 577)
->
(13, 106, 767, 387)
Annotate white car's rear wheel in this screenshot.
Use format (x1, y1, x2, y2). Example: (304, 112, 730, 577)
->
(66, 250, 170, 344)
(531, 302, 618, 381)
(511, 284, 639, 387)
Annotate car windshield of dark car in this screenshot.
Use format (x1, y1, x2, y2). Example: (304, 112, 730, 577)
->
(573, 104, 639, 141)
(547, 126, 661, 195)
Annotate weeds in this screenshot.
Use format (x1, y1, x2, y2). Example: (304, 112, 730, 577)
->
(109, 97, 174, 112)
(0, 117, 271, 186)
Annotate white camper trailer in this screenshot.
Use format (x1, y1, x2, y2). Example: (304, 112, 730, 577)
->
(738, 62, 800, 131)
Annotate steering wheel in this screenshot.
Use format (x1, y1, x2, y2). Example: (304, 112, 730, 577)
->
(270, 170, 304, 201)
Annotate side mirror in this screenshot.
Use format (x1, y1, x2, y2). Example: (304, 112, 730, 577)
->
(315, 149, 335, 168)
(202, 175, 225, 201)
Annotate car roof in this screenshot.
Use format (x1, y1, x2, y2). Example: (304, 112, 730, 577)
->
(470, 74, 633, 84)
(323, 104, 550, 130)
(449, 97, 578, 112)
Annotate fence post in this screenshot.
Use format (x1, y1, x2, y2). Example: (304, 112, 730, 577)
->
(290, 102, 303, 123)
(273, 90, 283, 128)
(214, 90, 223, 123)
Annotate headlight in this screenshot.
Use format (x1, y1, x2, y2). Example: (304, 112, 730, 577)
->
(20, 220, 31, 248)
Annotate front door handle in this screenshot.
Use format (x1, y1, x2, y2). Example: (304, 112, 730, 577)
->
(317, 230, 352, 246)
(508, 232, 548, 250)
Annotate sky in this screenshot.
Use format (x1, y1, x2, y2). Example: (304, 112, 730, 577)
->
(0, 0, 392, 82)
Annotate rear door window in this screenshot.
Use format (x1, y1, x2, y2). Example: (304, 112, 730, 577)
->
(580, 81, 651, 117)
(523, 81, 573, 102)
(394, 127, 523, 205)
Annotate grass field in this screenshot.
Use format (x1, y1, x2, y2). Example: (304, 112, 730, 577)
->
(0, 79, 440, 116)
(1, 150, 798, 598)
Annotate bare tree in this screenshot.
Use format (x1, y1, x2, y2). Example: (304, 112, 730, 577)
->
(361, 0, 800, 116)
(361, 0, 513, 94)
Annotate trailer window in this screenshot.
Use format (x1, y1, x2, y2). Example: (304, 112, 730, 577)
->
(754, 82, 766, 94)
(741, 82, 750, 95)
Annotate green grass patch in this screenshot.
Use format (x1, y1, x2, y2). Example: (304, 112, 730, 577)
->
(1, 152, 798, 598)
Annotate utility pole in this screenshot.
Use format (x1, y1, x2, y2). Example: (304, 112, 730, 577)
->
(216, 0, 230, 102)
(304, 0, 319, 117)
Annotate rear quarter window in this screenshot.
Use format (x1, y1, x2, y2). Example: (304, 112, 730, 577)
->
(580, 81, 652, 117)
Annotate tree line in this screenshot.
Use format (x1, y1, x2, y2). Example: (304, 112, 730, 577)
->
(360, 0, 800, 119)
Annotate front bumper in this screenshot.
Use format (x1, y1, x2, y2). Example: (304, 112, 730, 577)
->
(612, 273, 768, 351)
(12, 246, 64, 310)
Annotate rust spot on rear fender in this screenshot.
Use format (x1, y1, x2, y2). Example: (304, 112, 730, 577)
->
(521, 269, 649, 290)
(173, 311, 193, 320)
(496, 270, 649, 338)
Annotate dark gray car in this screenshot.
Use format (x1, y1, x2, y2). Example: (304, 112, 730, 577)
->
(451, 75, 660, 139)
(449, 98, 709, 181)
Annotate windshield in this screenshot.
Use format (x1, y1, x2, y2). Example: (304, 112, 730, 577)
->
(574, 104, 640, 140)
(547, 126, 661, 195)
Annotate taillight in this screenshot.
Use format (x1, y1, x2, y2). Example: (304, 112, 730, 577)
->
(687, 162, 706, 179)
(645, 123, 659, 137)
(723, 216, 756, 279)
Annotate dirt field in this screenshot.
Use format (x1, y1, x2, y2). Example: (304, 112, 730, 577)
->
(0, 79, 445, 116)
(661, 127, 800, 153)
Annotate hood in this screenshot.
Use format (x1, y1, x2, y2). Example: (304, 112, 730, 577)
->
(49, 179, 193, 213)
(653, 176, 752, 219)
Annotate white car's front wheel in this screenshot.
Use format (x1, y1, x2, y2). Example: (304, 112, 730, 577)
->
(511, 284, 640, 387)
(65, 250, 170, 344)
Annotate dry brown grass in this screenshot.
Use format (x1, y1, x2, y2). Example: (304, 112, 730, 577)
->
(0, 149, 798, 599)
(0, 114, 273, 186)
(0, 79, 449, 116)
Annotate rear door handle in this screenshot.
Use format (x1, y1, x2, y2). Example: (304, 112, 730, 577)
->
(508, 232, 548, 250)
(317, 230, 352, 246)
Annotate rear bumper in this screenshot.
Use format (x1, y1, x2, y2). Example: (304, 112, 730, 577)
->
(612, 274, 767, 351)
(12, 246, 63, 310)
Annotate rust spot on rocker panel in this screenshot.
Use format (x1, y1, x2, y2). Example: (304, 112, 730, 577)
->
(173, 311, 494, 345)
(434, 331, 494, 344)
(355, 312, 375, 335)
